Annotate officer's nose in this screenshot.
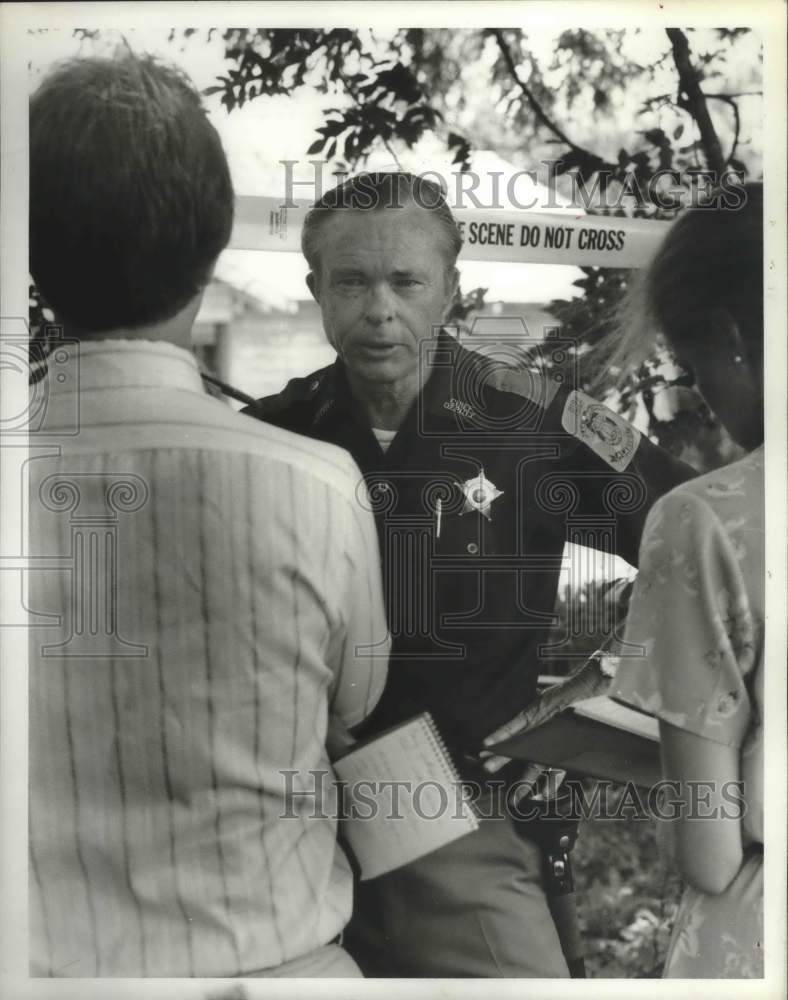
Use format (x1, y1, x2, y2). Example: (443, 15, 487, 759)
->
(365, 282, 396, 326)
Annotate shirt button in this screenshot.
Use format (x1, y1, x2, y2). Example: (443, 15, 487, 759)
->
(466, 542, 479, 555)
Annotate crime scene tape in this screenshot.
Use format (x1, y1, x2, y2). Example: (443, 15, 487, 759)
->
(231, 195, 670, 268)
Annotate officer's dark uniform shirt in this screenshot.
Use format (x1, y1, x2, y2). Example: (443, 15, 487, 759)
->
(244, 332, 694, 759)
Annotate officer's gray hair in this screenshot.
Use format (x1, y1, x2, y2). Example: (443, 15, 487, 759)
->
(301, 172, 463, 277)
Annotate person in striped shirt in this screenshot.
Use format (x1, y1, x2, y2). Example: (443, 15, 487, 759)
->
(27, 53, 389, 978)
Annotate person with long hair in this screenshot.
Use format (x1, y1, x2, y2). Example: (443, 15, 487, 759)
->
(611, 183, 764, 977)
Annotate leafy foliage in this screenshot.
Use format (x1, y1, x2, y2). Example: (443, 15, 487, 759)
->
(446, 285, 488, 329)
(542, 578, 633, 674)
(203, 26, 758, 203)
(29, 282, 52, 336)
(202, 28, 454, 169)
(543, 582, 685, 977)
(202, 28, 364, 108)
(201, 28, 760, 470)
(574, 789, 683, 977)
(540, 582, 685, 977)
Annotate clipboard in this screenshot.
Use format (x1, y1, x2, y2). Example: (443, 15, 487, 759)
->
(490, 695, 661, 788)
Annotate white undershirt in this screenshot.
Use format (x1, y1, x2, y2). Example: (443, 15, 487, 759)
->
(372, 427, 397, 453)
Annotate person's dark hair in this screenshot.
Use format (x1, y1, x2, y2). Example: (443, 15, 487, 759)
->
(600, 183, 763, 385)
(30, 53, 234, 333)
(645, 182, 763, 371)
(301, 171, 463, 276)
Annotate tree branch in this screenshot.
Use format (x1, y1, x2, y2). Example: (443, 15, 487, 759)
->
(706, 93, 740, 165)
(705, 90, 762, 98)
(666, 28, 726, 177)
(492, 29, 579, 151)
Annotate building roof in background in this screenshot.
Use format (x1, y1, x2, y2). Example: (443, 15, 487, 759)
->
(203, 256, 300, 319)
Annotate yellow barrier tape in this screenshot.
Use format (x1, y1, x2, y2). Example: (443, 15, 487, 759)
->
(231, 196, 669, 268)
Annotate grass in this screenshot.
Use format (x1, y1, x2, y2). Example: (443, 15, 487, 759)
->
(572, 782, 684, 978)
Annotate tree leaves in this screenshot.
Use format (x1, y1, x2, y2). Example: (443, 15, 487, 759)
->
(203, 31, 451, 164)
(203, 29, 364, 112)
(202, 26, 754, 219)
(356, 62, 423, 105)
(447, 131, 472, 170)
(550, 148, 609, 184)
(197, 25, 757, 467)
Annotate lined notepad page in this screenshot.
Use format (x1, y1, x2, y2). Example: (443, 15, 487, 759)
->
(334, 713, 479, 880)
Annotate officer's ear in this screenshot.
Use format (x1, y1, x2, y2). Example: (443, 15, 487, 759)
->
(306, 271, 320, 303)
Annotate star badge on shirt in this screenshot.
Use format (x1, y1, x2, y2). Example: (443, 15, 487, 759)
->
(459, 470, 503, 520)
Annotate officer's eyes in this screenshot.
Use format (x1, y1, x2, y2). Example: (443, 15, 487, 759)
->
(333, 276, 422, 290)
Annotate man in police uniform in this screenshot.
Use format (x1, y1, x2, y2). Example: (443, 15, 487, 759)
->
(244, 172, 694, 977)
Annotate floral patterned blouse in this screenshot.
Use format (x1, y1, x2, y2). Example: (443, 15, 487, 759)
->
(612, 446, 764, 978)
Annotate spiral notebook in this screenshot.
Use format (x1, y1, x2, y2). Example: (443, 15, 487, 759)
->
(334, 713, 479, 880)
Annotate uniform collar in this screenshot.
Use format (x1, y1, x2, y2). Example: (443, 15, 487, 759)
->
(309, 356, 381, 433)
(49, 339, 206, 396)
(307, 361, 345, 430)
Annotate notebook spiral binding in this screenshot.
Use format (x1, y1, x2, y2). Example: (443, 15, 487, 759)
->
(422, 712, 480, 827)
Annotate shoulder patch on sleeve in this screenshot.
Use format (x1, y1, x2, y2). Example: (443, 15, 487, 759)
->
(561, 390, 641, 471)
(485, 366, 562, 410)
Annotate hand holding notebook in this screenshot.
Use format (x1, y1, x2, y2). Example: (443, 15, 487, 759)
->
(333, 713, 479, 880)
(481, 694, 660, 788)
(481, 653, 613, 773)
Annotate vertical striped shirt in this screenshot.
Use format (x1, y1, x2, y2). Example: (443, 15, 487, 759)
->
(28, 339, 389, 977)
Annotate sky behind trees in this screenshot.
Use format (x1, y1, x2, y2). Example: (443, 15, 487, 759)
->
(27, 23, 762, 306)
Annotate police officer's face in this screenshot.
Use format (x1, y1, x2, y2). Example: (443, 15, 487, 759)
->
(307, 206, 458, 389)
